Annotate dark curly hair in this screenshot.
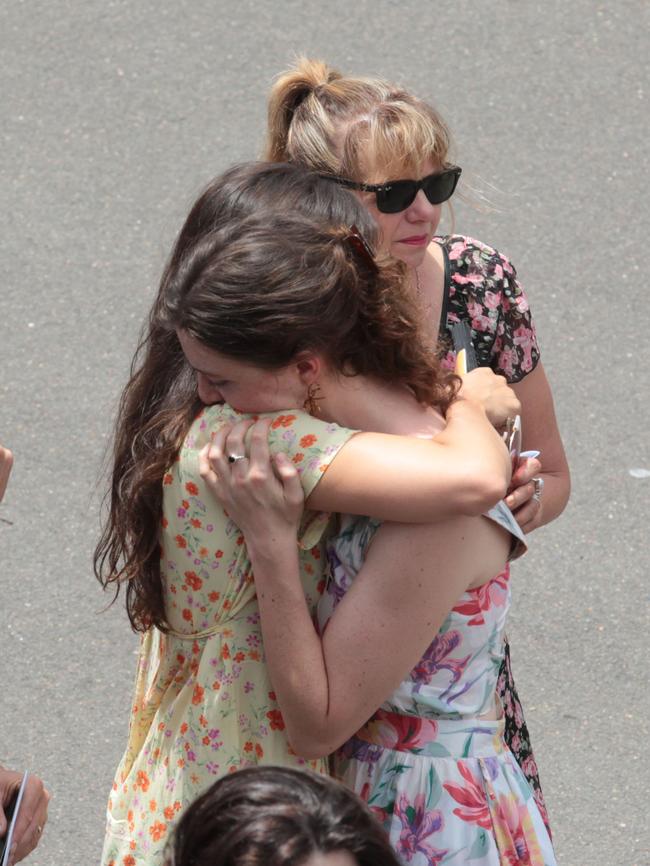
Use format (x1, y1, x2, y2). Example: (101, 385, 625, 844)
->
(165, 766, 401, 866)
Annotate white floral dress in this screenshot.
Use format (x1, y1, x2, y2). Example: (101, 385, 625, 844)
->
(320, 510, 556, 866)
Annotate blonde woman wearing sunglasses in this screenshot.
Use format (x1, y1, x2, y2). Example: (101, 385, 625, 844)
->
(265, 58, 570, 837)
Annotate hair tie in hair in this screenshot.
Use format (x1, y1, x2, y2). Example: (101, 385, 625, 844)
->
(344, 225, 378, 273)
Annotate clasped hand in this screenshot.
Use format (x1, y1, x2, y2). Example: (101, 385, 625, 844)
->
(199, 419, 305, 547)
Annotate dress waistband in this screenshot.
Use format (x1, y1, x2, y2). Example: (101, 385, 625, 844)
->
(351, 708, 506, 758)
(164, 622, 230, 640)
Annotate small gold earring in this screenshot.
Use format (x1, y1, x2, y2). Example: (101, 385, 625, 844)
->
(303, 383, 322, 416)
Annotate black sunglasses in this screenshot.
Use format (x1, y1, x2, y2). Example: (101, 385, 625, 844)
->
(322, 166, 462, 214)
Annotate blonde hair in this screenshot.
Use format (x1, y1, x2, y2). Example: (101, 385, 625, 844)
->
(265, 57, 453, 181)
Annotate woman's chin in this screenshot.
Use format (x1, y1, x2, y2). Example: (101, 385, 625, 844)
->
(391, 243, 429, 269)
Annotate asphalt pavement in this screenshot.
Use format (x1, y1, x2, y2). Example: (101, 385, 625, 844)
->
(1, 1, 648, 864)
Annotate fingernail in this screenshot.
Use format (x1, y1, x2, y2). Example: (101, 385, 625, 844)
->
(506, 495, 514, 507)
(519, 450, 540, 459)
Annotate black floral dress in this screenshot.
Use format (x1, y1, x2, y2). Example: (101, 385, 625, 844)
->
(433, 235, 551, 837)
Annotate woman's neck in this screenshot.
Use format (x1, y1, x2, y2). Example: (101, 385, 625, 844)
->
(318, 374, 445, 438)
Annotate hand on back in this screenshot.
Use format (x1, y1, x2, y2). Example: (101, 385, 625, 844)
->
(199, 419, 305, 550)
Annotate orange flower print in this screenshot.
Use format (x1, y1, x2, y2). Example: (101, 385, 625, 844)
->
(266, 709, 285, 731)
(182, 608, 193, 622)
(163, 473, 173, 485)
(209, 591, 220, 602)
(215, 549, 224, 558)
(199, 713, 208, 727)
(234, 651, 245, 663)
(162, 516, 169, 528)
(175, 534, 187, 549)
(136, 770, 150, 792)
(185, 481, 199, 496)
(269, 691, 277, 700)
(164, 806, 175, 820)
(255, 743, 264, 758)
(223, 599, 232, 610)
(149, 799, 157, 812)
(192, 684, 205, 705)
(149, 821, 167, 842)
(123, 856, 136, 866)
(221, 644, 230, 660)
(244, 741, 253, 753)
(182, 499, 190, 509)
(180, 722, 189, 735)
(292, 453, 304, 464)
(271, 414, 297, 429)
(199, 546, 209, 557)
(299, 434, 317, 447)
(190, 518, 202, 528)
(185, 571, 203, 591)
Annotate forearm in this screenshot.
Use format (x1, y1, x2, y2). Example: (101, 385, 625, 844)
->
(538, 468, 570, 526)
(440, 397, 512, 509)
(247, 537, 334, 757)
(309, 398, 511, 522)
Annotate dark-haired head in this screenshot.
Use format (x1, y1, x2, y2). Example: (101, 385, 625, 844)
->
(165, 766, 401, 866)
(95, 161, 457, 632)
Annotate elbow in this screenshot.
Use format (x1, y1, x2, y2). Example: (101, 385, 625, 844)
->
(286, 726, 344, 761)
(461, 465, 509, 515)
(464, 470, 509, 517)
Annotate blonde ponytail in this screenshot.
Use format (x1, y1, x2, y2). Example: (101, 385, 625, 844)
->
(264, 58, 454, 181)
(265, 57, 342, 163)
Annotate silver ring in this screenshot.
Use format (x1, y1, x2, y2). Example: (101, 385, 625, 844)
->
(227, 454, 246, 464)
(37, 824, 43, 835)
(532, 476, 544, 503)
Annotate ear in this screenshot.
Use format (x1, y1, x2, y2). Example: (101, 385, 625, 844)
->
(293, 350, 323, 385)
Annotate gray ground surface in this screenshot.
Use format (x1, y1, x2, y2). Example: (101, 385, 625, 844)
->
(1, 1, 648, 864)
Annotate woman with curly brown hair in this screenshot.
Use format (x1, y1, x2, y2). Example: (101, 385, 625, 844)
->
(97, 161, 517, 865)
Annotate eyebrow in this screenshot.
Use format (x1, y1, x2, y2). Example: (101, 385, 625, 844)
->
(191, 366, 221, 379)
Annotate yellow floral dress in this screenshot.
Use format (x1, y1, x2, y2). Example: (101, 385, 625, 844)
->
(101, 405, 354, 866)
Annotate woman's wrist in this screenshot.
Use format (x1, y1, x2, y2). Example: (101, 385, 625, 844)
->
(246, 531, 299, 567)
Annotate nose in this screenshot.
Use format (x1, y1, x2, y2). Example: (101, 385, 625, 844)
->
(196, 373, 223, 405)
(405, 190, 440, 222)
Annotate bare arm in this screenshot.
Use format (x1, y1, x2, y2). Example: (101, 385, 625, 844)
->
(308, 381, 517, 520)
(202, 367, 519, 524)
(505, 363, 571, 532)
(207, 424, 511, 758)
